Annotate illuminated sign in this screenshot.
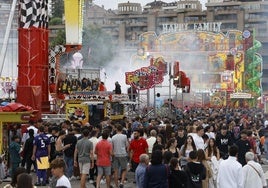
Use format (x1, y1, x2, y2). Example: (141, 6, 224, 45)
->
(230, 93, 252, 99)
(162, 22, 222, 33)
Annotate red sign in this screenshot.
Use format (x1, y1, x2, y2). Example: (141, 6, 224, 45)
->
(125, 65, 165, 90)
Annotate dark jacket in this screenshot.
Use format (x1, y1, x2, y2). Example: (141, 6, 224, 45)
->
(115, 83, 121, 94)
(144, 164, 170, 188)
(9, 141, 21, 163)
(215, 133, 233, 157)
(23, 136, 34, 158)
(169, 168, 188, 188)
(63, 134, 77, 157)
(185, 162, 206, 188)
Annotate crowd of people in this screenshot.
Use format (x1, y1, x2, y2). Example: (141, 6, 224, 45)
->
(1, 106, 268, 188)
(56, 78, 108, 94)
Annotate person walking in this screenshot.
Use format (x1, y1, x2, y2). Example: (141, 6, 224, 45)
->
(197, 149, 212, 188)
(50, 158, 71, 188)
(185, 150, 206, 188)
(23, 129, 36, 174)
(9, 135, 21, 178)
(205, 138, 220, 188)
(176, 126, 187, 150)
(89, 130, 99, 183)
(205, 138, 220, 160)
(235, 130, 252, 166)
(95, 130, 113, 188)
(135, 154, 150, 188)
(243, 151, 267, 188)
(128, 128, 148, 173)
(17, 173, 35, 188)
(146, 129, 157, 157)
(112, 124, 129, 188)
(3, 167, 26, 188)
(217, 145, 244, 188)
(74, 128, 94, 188)
(169, 157, 188, 188)
(143, 150, 170, 188)
(31, 126, 51, 186)
(165, 138, 180, 158)
(193, 126, 205, 150)
(63, 128, 77, 180)
(215, 125, 233, 159)
(179, 135, 197, 169)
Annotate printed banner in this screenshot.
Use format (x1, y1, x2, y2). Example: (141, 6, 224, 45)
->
(64, 0, 84, 45)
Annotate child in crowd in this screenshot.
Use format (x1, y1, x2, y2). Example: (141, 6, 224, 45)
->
(50, 158, 71, 188)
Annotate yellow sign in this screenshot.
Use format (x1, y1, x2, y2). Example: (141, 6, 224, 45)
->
(64, 0, 84, 45)
(66, 103, 88, 125)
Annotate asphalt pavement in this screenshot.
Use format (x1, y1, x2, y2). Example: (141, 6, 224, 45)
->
(2, 159, 268, 188)
(1, 170, 136, 188)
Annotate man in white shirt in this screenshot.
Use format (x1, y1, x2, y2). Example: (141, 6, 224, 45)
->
(243, 152, 267, 188)
(146, 129, 157, 157)
(193, 126, 205, 150)
(217, 145, 244, 188)
(21, 121, 38, 143)
(89, 130, 99, 183)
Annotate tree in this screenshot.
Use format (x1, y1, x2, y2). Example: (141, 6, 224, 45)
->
(50, 0, 64, 19)
(81, 24, 116, 68)
(49, 17, 62, 25)
(50, 29, 66, 48)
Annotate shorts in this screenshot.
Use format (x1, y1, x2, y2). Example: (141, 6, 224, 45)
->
(79, 162, 90, 174)
(97, 166, 111, 176)
(36, 156, 49, 170)
(112, 156, 128, 170)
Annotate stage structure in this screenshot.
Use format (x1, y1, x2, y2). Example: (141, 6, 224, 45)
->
(131, 23, 263, 108)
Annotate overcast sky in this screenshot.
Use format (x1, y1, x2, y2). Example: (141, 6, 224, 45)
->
(93, 0, 207, 10)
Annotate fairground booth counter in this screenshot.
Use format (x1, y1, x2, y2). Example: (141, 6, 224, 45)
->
(0, 103, 36, 155)
(64, 92, 134, 125)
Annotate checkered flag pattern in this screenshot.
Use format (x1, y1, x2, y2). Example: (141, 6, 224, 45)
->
(19, 0, 48, 28)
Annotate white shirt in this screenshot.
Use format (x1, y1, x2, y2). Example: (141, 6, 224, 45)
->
(243, 160, 267, 188)
(146, 136, 156, 154)
(21, 125, 38, 143)
(217, 156, 244, 188)
(206, 132, 215, 139)
(89, 136, 99, 160)
(193, 133, 205, 150)
(56, 175, 71, 188)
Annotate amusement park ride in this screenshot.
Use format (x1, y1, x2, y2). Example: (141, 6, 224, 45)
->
(0, 0, 129, 153)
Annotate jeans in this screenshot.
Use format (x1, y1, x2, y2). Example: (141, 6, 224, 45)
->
(64, 155, 74, 178)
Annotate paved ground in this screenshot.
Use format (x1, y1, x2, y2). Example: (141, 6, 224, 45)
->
(2, 158, 268, 188)
(1, 170, 136, 188)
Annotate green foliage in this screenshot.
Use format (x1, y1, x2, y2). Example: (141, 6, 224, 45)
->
(49, 17, 62, 25)
(50, 29, 66, 48)
(51, 0, 64, 19)
(81, 24, 116, 68)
